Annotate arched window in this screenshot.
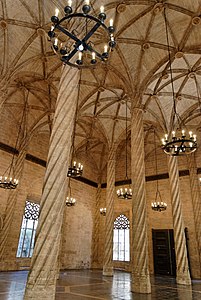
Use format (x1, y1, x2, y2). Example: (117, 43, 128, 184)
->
(113, 214, 130, 261)
(16, 200, 40, 258)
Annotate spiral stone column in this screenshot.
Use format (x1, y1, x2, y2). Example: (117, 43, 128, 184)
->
(187, 153, 201, 277)
(168, 155, 191, 285)
(103, 146, 115, 276)
(92, 182, 102, 268)
(131, 107, 151, 294)
(24, 66, 80, 299)
(0, 139, 28, 269)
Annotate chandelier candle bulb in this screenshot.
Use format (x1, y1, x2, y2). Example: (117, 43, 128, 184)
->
(78, 52, 82, 60)
(172, 131, 175, 138)
(54, 38, 58, 46)
(182, 129, 185, 137)
(104, 45, 108, 53)
(110, 19, 113, 26)
(193, 134, 196, 141)
(100, 6, 104, 13)
(68, 0, 72, 6)
(85, 0, 90, 4)
(165, 134, 168, 140)
(92, 52, 96, 60)
(55, 8, 59, 17)
(189, 131, 193, 138)
(51, 25, 54, 31)
(161, 138, 165, 145)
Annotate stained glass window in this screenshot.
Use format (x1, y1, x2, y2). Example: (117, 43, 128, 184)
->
(113, 214, 130, 261)
(16, 201, 40, 258)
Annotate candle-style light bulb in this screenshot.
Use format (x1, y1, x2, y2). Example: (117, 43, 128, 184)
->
(182, 129, 185, 136)
(68, 0, 72, 6)
(92, 52, 96, 60)
(165, 134, 168, 140)
(109, 19, 113, 26)
(51, 25, 54, 31)
(85, 0, 90, 4)
(172, 131, 175, 138)
(104, 45, 108, 53)
(161, 138, 165, 145)
(78, 52, 82, 61)
(193, 134, 196, 141)
(54, 38, 58, 46)
(189, 131, 193, 138)
(100, 5, 104, 13)
(55, 8, 59, 17)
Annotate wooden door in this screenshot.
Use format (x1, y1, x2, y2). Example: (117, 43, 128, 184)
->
(152, 229, 176, 276)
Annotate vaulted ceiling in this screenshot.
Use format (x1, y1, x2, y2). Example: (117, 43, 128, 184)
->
(0, 0, 201, 179)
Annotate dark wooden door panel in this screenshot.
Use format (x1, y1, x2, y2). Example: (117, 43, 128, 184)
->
(152, 229, 176, 276)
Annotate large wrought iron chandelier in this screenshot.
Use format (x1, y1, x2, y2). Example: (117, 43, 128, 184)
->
(116, 98, 132, 199)
(152, 129, 167, 212)
(161, 8, 197, 156)
(48, 1, 116, 68)
(0, 96, 28, 189)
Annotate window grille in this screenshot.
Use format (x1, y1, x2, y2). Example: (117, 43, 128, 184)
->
(113, 214, 130, 261)
(16, 200, 40, 258)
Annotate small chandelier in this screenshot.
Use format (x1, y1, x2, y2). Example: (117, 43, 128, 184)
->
(66, 178, 76, 206)
(0, 176, 18, 190)
(117, 187, 132, 199)
(161, 8, 197, 156)
(151, 129, 167, 212)
(100, 207, 106, 216)
(151, 201, 167, 212)
(67, 161, 83, 177)
(66, 196, 76, 206)
(48, 1, 116, 68)
(0, 95, 28, 189)
(117, 98, 132, 199)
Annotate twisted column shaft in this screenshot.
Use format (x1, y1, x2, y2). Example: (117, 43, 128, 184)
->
(131, 107, 151, 294)
(0, 140, 28, 264)
(103, 147, 115, 276)
(92, 183, 102, 267)
(187, 154, 201, 277)
(24, 66, 80, 299)
(168, 155, 191, 285)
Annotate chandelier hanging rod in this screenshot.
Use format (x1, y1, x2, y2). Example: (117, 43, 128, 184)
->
(152, 129, 167, 212)
(161, 8, 197, 156)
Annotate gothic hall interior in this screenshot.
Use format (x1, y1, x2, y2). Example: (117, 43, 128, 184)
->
(0, 1, 201, 299)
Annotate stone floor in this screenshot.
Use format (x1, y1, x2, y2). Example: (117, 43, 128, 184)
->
(0, 269, 201, 299)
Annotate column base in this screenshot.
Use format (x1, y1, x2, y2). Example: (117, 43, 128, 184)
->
(103, 266, 113, 276)
(176, 271, 191, 285)
(131, 273, 151, 294)
(24, 283, 56, 300)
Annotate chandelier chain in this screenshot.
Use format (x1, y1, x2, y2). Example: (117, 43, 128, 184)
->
(164, 8, 178, 129)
